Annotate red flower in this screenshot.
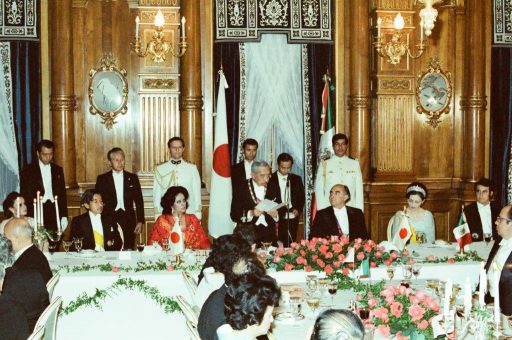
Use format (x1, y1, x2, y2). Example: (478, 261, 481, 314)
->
(357, 252, 365, 261)
(418, 319, 429, 330)
(166, 265, 175, 271)
(312, 254, 318, 260)
(390, 302, 404, 318)
(333, 261, 341, 268)
(305, 265, 312, 272)
(319, 245, 329, 254)
(377, 325, 390, 338)
(325, 251, 333, 259)
(284, 263, 295, 271)
(111, 266, 120, 272)
(299, 250, 306, 256)
(402, 248, 410, 257)
(273, 256, 281, 263)
(316, 259, 325, 268)
(408, 304, 426, 321)
(332, 243, 343, 253)
(370, 261, 377, 268)
(447, 258, 455, 264)
(338, 254, 345, 262)
(342, 268, 350, 275)
(324, 265, 333, 275)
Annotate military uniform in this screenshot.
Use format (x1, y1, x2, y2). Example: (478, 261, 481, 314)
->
(153, 159, 202, 219)
(314, 155, 364, 211)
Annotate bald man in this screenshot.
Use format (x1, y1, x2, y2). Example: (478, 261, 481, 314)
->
(4, 218, 52, 283)
(310, 184, 368, 241)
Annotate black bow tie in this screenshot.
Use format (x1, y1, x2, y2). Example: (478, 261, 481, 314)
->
(171, 160, 181, 165)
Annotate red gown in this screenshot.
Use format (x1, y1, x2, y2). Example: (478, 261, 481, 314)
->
(148, 214, 211, 249)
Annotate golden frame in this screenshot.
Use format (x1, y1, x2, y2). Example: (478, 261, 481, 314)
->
(88, 53, 128, 129)
(415, 57, 452, 128)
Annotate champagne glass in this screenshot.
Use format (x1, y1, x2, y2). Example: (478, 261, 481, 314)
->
(306, 297, 320, 317)
(328, 283, 338, 307)
(402, 264, 413, 280)
(386, 266, 395, 281)
(62, 240, 73, 255)
(483, 233, 492, 246)
(74, 237, 83, 254)
(137, 242, 145, 252)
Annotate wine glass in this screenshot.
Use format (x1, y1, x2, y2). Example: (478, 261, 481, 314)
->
(412, 264, 421, 279)
(137, 242, 145, 252)
(161, 238, 170, 253)
(386, 266, 395, 281)
(402, 264, 413, 280)
(483, 233, 492, 246)
(73, 237, 83, 254)
(306, 297, 320, 317)
(306, 276, 319, 294)
(48, 241, 57, 255)
(328, 283, 338, 307)
(62, 240, 73, 255)
(359, 308, 371, 324)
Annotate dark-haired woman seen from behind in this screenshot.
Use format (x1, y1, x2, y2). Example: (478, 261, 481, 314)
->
(217, 274, 281, 340)
(148, 186, 210, 249)
(0, 192, 36, 235)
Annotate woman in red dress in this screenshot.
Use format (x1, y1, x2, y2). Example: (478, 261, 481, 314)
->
(149, 186, 211, 249)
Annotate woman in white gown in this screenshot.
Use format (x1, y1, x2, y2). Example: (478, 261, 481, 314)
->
(391, 182, 436, 244)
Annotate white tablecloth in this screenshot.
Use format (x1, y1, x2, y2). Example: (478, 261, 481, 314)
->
(48, 243, 491, 340)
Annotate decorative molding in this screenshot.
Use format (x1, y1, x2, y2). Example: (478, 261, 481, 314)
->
(179, 96, 203, 110)
(375, 95, 414, 172)
(138, 0, 180, 6)
(72, 0, 89, 8)
(375, 12, 414, 27)
(140, 94, 180, 172)
(348, 95, 371, 110)
(459, 96, 488, 110)
(0, 0, 38, 40)
(301, 44, 313, 238)
(379, 78, 412, 91)
(215, 0, 332, 43)
(373, 0, 413, 10)
(493, 0, 512, 45)
(49, 95, 77, 111)
(142, 78, 177, 90)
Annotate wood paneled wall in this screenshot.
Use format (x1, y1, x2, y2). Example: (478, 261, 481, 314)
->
(47, 0, 493, 243)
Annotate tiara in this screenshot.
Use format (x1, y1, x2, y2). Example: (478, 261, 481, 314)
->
(406, 185, 426, 196)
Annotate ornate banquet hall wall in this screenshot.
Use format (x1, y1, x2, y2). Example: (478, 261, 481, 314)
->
(38, 0, 495, 243)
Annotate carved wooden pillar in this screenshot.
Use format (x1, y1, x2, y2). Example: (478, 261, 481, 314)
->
(461, 0, 486, 182)
(180, 1, 203, 175)
(348, 0, 371, 182)
(50, 0, 77, 187)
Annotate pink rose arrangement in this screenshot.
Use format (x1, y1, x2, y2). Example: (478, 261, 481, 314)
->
(271, 237, 397, 275)
(370, 284, 439, 339)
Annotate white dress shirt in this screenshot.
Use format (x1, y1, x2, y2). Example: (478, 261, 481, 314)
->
(112, 170, 125, 211)
(333, 206, 349, 236)
(244, 160, 253, 180)
(89, 212, 104, 251)
(488, 238, 512, 297)
(252, 182, 268, 226)
(39, 160, 54, 202)
(477, 202, 493, 235)
(277, 172, 289, 207)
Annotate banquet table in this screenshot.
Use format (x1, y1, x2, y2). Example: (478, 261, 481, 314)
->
(48, 242, 493, 340)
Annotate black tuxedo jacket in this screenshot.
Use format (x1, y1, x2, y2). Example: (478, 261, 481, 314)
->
(310, 206, 368, 241)
(266, 172, 305, 218)
(464, 201, 501, 242)
(198, 285, 227, 340)
(13, 244, 53, 283)
(1, 267, 49, 332)
(20, 162, 68, 218)
(230, 179, 278, 226)
(484, 241, 512, 316)
(0, 295, 29, 339)
(231, 161, 247, 188)
(95, 170, 145, 224)
(70, 212, 122, 251)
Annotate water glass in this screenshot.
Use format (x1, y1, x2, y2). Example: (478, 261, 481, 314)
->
(73, 237, 83, 253)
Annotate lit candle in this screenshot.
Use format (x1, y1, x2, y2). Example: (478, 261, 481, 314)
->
(377, 17, 382, 39)
(464, 277, 472, 315)
(494, 270, 500, 327)
(135, 16, 140, 39)
(15, 197, 20, 218)
(39, 197, 44, 227)
(479, 262, 487, 307)
(55, 196, 61, 233)
(33, 199, 38, 226)
(181, 16, 186, 39)
(444, 279, 452, 317)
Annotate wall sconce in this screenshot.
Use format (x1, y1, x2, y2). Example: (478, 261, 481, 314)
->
(374, 0, 441, 65)
(132, 9, 188, 63)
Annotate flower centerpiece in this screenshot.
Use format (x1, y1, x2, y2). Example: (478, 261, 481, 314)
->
(270, 236, 397, 275)
(368, 284, 440, 339)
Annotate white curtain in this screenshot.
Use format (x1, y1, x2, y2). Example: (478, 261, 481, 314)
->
(240, 34, 304, 176)
(0, 42, 20, 210)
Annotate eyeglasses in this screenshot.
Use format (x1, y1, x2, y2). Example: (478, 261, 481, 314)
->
(496, 216, 512, 223)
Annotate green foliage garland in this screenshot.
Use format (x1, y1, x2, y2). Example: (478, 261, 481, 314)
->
(60, 277, 180, 316)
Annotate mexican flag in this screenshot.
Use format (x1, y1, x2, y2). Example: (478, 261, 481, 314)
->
(453, 210, 473, 248)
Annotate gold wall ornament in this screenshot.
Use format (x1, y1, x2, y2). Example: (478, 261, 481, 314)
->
(132, 9, 187, 63)
(88, 53, 128, 130)
(415, 57, 452, 128)
(374, 0, 443, 65)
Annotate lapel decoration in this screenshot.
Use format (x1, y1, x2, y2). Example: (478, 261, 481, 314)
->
(248, 180, 265, 205)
